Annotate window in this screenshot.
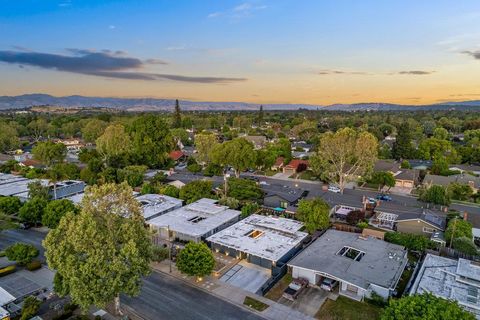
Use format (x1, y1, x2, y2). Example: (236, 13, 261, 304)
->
(280, 201, 288, 209)
(246, 230, 264, 239)
(188, 216, 206, 223)
(336, 246, 365, 262)
(422, 227, 435, 234)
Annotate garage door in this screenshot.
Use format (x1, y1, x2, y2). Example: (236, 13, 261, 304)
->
(346, 284, 358, 293)
(403, 181, 413, 188)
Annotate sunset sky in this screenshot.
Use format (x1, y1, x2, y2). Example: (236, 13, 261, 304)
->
(1, 0, 480, 105)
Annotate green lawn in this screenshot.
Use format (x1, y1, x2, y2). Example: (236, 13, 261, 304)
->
(243, 296, 269, 312)
(298, 171, 318, 181)
(316, 296, 383, 320)
(264, 273, 292, 301)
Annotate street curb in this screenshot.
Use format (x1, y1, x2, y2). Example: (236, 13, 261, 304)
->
(152, 268, 269, 320)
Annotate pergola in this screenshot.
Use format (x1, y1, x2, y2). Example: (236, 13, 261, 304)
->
(375, 211, 398, 229)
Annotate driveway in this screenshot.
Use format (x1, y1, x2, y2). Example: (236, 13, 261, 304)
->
(278, 287, 330, 317)
(220, 260, 270, 294)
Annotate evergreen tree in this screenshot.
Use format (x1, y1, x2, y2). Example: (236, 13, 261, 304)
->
(173, 99, 182, 128)
(257, 105, 264, 125)
(392, 122, 414, 160)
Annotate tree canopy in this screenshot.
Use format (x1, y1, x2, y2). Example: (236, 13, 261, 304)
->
(226, 178, 263, 201)
(32, 141, 67, 167)
(296, 198, 330, 233)
(43, 183, 153, 313)
(310, 128, 378, 192)
(42, 199, 78, 229)
(176, 242, 215, 278)
(5, 243, 39, 265)
(381, 293, 475, 320)
(210, 137, 256, 177)
(179, 180, 215, 204)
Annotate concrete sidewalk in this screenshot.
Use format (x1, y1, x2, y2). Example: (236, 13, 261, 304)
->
(151, 261, 314, 320)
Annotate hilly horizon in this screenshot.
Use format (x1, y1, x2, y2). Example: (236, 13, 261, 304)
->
(0, 93, 480, 112)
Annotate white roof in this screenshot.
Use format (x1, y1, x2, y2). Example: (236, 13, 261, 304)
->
(0, 286, 15, 305)
(207, 214, 308, 262)
(0, 179, 49, 197)
(0, 173, 28, 185)
(136, 194, 183, 221)
(149, 198, 240, 238)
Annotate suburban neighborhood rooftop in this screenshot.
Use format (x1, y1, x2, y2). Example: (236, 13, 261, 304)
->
(207, 214, 308, 262)
(288, 229, 408, 290)
(135, 194, 183, 221)
(148, 198, 241, 238)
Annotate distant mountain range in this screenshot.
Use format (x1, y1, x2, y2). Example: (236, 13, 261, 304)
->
(0, 94, 479, 112)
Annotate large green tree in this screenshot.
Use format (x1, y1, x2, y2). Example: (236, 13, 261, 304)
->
(381, 293, 475, 320)
(32, 141, 67, 167)
(194, 133, 218, 164)
(445, 218, 473, 246)
(43, 183, 153, 314)
(172, 99, 182, 128)
(392, 122, 414, 160)
(81, 119, 107, 143)
(20, 296, 41, 320)
(310, 128, 378, 193)
(369, 171, 395, 191)
(296, 198, 330, 233)
(420, 185, 451, 206)
(179, 180, 215, 204)
(176, 242, 215, 278)
(0, 122, 19, 152)
(127, 115, 174, 168)
(96, 124, 132, 165)
(42, 199, 78, 229)
(0, 196, 22, 215)
(210, 137, 256, 177)
(226, 178, 263, 201)
(19, 197, 47, 225)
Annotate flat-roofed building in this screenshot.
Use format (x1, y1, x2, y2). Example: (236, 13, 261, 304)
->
(0, 173, 28, 186)
(207, 214, 308, 269)
(136, 194, 183, 221)
(410, 254, 480, 318)
(288, 229, 408, 301)
(148, 198, 241, 242)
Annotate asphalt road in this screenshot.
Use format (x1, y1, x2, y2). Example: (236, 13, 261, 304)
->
(122, 271, 264, 320)
(168, 171, 480, 217)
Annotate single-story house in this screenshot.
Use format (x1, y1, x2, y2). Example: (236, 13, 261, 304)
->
(424, 173, 480, 192)
(393, 169, 419, 188)
(395, 212, 446, 236)
(283, 159, 309, 175)
(449, 164, 480, 176)
(169, 150, 187, 163)
(148, 198, 241, 243)
(288, 230, 408, 301)
(410, 254, 480, 318)
(136, 194, 183, 221)
(271, 157, 285, 171)
(262, 184, 307, 210)
(207, 214, 308, 269)
(373, 160, 400, 173)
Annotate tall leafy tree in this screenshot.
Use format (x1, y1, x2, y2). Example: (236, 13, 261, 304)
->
(257, 105, 264, 125)
(0, 122, 19, 152)
(296, 198, 330, 233)
(32, 141, 67, 167)
(128, 115, 174, 168)
(43, 183, 153, 314)
(210, 138, 256, 177)
(0, 197, 22, 215)
(173, 99, 182, 128)
(42, 199, 78, 229)
(19, 197, 47, 225)
(81, 119, 107, 143)
(179, 180, 215, 204)
(369, 171, 396, 191)
(310, 128, 378, 193)
(420, 185, 451, 206)
(381, 293, 475, 320)
(176, 242, 215, 279)
(5, 243, 39, 265)
(392, 122, 414, 160)
(28, 118, 49, 141)
(194, 133, 218, 164)
(96, 124, 131, 165)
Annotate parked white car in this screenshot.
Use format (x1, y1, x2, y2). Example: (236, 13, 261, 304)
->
(320, 278, 338, 291)
(328, 185, 341, 193)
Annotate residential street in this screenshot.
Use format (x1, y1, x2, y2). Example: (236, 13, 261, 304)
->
(0, 228, 47, 261)
(122, 271, 264, 320)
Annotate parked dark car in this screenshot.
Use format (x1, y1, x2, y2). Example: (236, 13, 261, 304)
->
(20, 222, 33, 230)
(376, 194, 393, 201)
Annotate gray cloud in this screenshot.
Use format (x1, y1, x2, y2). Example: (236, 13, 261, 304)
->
(462, 50, 480, 60)
(0, 49, 246, 84)
(397, 70, 434, 75)
(317, 69, 369, 75)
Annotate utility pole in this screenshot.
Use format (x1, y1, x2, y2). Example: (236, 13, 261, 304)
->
(449, 218, 457, 249)
(168, 225, 172, 273)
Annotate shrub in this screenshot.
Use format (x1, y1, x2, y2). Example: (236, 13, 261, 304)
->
(20, 296, 40, 320)
(453, 237, 479, 256)
(26, 260, 42, 271)
(218, 196, 240, 209)
(241, 202, 260, 218)
(5, 243, 39, 265)
(357, 221, 369, 229)
(0, 265, 16, 277)
(384, 232, 436, 251)
(152, 246, 169, 262)
(346, 210, 365, 225)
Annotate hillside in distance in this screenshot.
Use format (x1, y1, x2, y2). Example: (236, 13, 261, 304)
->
(0, 94, 480, 112)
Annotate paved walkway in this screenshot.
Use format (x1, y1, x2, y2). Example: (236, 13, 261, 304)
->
(152, 261, 314, 320)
